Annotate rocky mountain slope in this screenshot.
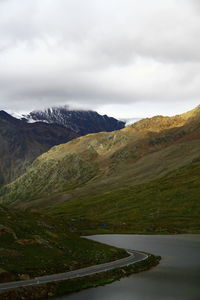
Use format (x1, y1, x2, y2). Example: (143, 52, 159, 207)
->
(0, 111, 78, 184)
(24, 106, 125, 135)
(1, 105, 200, 208)
(0, 107, 125, 185)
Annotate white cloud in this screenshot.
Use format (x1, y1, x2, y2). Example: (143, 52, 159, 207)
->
(0, 0, 199, 117)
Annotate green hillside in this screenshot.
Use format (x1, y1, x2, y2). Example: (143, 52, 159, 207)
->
(0, 206, 126, 282)
(0, 106, 200, 235)
(1, 105, 200, 208)
(48, 159, 200, 234)
(0, 106, 199, 298)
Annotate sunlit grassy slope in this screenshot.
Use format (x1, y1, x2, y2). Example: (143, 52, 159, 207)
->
(1, 105, 200, 208)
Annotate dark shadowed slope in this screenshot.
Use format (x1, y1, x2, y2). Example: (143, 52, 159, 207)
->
(0, 250, 147, 291)
(0, 205, 126, 283)
(25, 106, 125, 135)
(0, 111, 78, 184)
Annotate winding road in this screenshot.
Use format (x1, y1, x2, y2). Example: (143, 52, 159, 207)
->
(0, 249, 148, 292)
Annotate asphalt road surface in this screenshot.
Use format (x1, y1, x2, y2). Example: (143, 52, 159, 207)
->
(0, 249, 148, 291)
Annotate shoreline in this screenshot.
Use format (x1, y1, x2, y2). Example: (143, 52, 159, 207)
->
(0, 252, 160, 300)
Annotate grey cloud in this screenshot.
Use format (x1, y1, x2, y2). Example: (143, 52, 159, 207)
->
(0, 0, 199, 116)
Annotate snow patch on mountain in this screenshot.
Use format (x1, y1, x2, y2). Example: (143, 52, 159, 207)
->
(23, 106, 125, 135)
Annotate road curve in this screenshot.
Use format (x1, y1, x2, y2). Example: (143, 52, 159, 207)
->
(0, 249, 148, 292)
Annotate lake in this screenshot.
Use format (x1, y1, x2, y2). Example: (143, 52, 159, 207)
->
(54, 234, 200, 300)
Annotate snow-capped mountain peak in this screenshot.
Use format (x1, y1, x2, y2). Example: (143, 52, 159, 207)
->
(23, 106, 125, 135)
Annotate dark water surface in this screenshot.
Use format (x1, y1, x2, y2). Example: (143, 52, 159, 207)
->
(54, 234, 200, 300)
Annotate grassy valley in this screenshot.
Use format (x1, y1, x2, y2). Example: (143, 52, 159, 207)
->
(0, 106, 200, 298)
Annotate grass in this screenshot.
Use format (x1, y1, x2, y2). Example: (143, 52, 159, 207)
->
(1, 150, 199, 295)
(0, 205, 161, 299)
(47, 160, 200, 234)
(2, 109, 200, 298)
(0, 206, 127, 281)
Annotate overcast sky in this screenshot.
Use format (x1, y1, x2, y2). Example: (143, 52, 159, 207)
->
(0, 0, 199, 118)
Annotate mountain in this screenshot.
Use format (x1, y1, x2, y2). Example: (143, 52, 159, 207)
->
(0, 107, 124, 185)
(24, 106, 125, 135)
(0, 110, 79, 184)
(2, 105, 200, 212)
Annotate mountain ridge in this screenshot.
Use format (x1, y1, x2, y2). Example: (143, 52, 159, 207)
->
(0, 108, 125, 185)
(23, 106, 125, 135)
(1, 105, 200, 207)
(0, 111, 79, 184)
(127, 104, 200, 132)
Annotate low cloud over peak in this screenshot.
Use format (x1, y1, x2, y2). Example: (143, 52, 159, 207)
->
(0, 0, 199, 118)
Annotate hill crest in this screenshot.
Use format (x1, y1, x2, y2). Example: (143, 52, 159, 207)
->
(1, 104, 200, 207)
